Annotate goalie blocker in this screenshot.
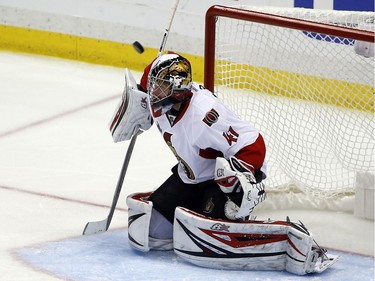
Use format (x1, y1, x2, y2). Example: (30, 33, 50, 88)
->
(109, 68, 153, 143)
(127, 192, 339, 275)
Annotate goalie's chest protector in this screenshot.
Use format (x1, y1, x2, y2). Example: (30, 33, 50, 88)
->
(153, 84, 260, 184)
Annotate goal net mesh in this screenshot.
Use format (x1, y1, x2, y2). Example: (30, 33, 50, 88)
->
(206, 6, 374, 210)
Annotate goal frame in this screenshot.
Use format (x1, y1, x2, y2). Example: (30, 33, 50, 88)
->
(202, 5, 374, 216)
(204, 5, 375, 91)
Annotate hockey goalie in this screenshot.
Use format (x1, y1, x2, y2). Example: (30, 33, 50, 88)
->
(109, 53, 339, 275)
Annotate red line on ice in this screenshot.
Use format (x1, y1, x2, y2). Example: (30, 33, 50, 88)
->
(0, 184, 127, 211)
(0, 94, 120, 138)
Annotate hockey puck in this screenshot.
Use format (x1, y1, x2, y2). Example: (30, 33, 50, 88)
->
(132, 41, 145, 54)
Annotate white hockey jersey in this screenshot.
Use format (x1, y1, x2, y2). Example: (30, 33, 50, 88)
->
(151, 82, 266, 184)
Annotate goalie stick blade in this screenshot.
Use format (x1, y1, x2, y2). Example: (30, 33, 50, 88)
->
(82, 219, 108, 235)
(313, 254, 340, 273)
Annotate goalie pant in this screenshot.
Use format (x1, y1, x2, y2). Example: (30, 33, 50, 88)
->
(126, 192, 338, 275)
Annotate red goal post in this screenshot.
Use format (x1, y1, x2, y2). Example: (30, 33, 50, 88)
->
(204, 5, 374, 91)
(203, 5, 374, 215)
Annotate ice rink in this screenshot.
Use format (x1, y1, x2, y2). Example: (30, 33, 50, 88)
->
(0, 51, 374, 280)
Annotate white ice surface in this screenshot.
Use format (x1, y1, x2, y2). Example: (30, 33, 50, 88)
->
(0, 51, 373, 280)
(16, 229, 374, 281)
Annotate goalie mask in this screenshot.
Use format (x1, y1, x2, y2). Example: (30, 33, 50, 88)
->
(147, 54, 192, 106)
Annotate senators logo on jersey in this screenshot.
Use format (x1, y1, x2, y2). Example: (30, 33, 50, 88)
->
(140, 97, 147, 109)
(163, 132, 195, 180)
(202, 108, 219, 127)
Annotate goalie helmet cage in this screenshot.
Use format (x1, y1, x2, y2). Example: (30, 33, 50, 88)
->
(204, 5, 374, 212)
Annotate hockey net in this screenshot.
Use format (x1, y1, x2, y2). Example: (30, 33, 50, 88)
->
(204, 6, 374, 211)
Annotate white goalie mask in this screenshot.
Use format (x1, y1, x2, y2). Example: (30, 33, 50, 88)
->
(147, 54, 192, 106)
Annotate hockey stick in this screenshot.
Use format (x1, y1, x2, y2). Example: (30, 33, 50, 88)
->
(82, 129, 142, 235)
(158, 0, 180, 57)
(82, 0, 180, 236)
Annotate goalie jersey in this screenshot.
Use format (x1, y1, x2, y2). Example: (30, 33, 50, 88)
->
(150, 82, 267, 184)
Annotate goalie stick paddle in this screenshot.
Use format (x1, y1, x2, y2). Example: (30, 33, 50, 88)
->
(82, 129, 142, 235)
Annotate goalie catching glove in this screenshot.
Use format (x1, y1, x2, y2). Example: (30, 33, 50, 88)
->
(214, 156, 266, 220)
(109, 68, 153, 142)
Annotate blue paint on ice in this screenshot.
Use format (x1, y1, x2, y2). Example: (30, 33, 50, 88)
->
(16, 229, 374, 281)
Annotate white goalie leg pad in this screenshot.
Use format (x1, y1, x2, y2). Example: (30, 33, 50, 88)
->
(173, 207, 288, 271)
(285, 223, 340, 275)
(109, 68, 153, 143)
(173, 207, 339, 275)
(285, 223, 316, 275)
(127, 192, 173, 252)
(126, 192, 153, 252)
